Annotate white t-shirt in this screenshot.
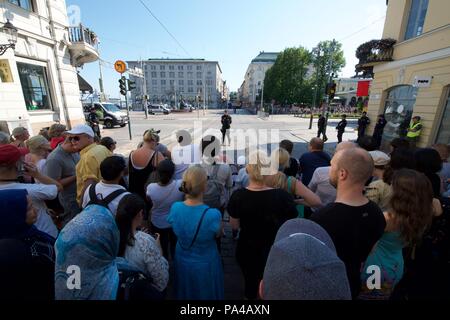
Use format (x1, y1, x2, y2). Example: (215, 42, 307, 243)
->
(172, 144, 201, 180)
(0, 183, 59, 238)
(82, 181, 130, 216)
(146, 180, 184, 229)
(308, 167, 337, 211)
(124, 231, 169, 292)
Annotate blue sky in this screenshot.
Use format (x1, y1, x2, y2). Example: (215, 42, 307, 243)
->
(67, 0, 387, 98)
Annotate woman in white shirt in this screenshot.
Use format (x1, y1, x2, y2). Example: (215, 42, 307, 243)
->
(115, 194, 169, 293)
(146, 159, 184, 260)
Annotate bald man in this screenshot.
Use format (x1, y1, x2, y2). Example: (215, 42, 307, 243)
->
(308, 142, 358, 209)
(298, 138, 331, 186)
(310, 147, 386, 299)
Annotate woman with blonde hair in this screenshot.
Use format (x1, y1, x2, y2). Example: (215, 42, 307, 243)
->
(128, 130, 165, 203)
(25, 135, 53, 176)
(48, 124, 67, 150)
(167, 166, 224, 300)
(264, 148, 321, 209)
(228, 150, 298, 300)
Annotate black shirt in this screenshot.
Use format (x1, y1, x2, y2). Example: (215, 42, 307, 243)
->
(310, 201, 386, 298)
(284, 157, 299, 177)
(221, 115, 232, 130)
(358, 116, 370, 128)
(228, 189, 298, 252)
(336, 119, 347, 132)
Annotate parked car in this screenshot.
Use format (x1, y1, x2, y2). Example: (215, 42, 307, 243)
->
(83, 103, 129, 129)
(148, 104, 171, 115)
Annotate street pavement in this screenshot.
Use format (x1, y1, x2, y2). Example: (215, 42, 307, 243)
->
(101, 109, 358, 300)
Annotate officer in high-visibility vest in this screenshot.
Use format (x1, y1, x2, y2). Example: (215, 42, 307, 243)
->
(406, 116, 423, 148)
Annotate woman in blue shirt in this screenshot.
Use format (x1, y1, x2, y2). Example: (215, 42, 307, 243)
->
(168, 166, 224, 300)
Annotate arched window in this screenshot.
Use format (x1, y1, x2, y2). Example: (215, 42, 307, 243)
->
(436, 89, 450, 144)
(382, 85, 418, 142)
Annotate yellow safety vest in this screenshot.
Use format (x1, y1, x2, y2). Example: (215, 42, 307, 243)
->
(407, 122, 422, 138)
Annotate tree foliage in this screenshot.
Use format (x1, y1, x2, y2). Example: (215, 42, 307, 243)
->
(311, 40, 346, 105)
(263, 47, 313, 105)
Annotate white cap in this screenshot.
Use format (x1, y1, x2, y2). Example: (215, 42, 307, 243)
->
(66, 124, 95, 138)
(369, 150, 390, 167)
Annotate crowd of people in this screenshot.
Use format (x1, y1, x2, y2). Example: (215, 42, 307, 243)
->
(0, 119, 449, 301)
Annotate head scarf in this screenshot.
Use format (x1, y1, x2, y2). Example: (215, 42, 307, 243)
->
(55, 205, 120, 300)
(0, 189, 52, 241)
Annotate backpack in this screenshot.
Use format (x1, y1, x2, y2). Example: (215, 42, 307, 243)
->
(86, 183, 128, 212)
(203, 165, 224, 209)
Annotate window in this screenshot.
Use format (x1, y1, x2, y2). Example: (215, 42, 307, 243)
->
(178, 72, 184, 78)
(169, 80, 175, 86)
(179, 87, 184, 93)
(8, 0, 33, 12)
(207, 71, 212, 76)
(178, 65, 184, 70)
(188, 80, 194, 86)
(436, 90, 450, 144)
(197, 80, 203, 86)
(342, 87, 346, 92)
(152, 80, 157, 86)
(187, 65, 193, 71)
(151, 65, 156, 70)
(160, 65, 165, 70)
(197, 65, 202, 71)
(179, 80, 184, 86)
(197, 72, 202, 78)
(17, 62, 53, 111)
(169, 65, 175, 70)
(188, 87, 194, 93)
(151, 72, 157, 78)
(160, 72, 166, 78)
(187, 72, 193, 79)
(161, 80, 166, 85)
(382, 85, 418, 143)
(405, 0, 429, 40)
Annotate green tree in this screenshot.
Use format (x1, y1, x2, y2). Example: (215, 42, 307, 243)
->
(311, 40, 346, 106)
(264, 47, 313, 105)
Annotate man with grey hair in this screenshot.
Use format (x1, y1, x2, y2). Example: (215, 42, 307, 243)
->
(310, 147, 386, 299)
(11, 127, 30, 148)
(0, 131, 10, 145)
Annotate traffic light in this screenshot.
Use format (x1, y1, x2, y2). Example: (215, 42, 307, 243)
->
(127, 79, 136, 91)
(327, 82, 337, 100)
(119, 76, 127, 96)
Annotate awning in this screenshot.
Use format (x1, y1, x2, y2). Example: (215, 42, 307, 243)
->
(77, 73, 93, 93)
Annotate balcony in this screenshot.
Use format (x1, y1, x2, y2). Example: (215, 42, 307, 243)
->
(68, 24, 99, 67)
(355, 39, 396, 78)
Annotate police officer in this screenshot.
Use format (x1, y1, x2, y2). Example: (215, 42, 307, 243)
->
(336, 114, 347, 144)
(357, 112, 371, 142)
(406, 116, 423, 149)
(373, 114, 387, 149)
(87, 107, 101, 139)
(317, 114, 328, 142)
(221, 110, 232, 146)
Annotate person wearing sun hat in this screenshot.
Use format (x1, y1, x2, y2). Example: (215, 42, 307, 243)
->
(260, 219, 351, 300)
(65, 124, 112, 204)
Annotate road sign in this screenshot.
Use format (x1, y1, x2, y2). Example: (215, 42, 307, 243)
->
(114, 60, 127, 74)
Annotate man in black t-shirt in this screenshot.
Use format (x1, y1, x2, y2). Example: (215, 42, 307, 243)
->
(310, 147, 386, 299)
(336, 114, 347, 144)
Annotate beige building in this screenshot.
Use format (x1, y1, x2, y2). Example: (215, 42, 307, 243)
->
(0, 0, 98, 135)
(240, 52, 280, 105)
(357, 0, 450, 148)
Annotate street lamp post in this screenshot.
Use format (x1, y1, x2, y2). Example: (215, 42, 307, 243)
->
(0, 20, 18, 56)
